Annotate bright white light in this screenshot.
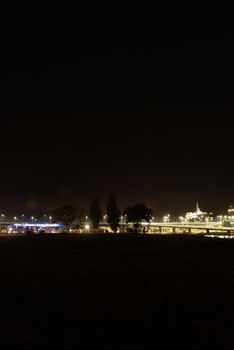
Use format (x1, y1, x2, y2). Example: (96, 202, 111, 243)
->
(205, 234, 234, 239)
(14, 223, 61, 228)
(85, 224, 90, 231)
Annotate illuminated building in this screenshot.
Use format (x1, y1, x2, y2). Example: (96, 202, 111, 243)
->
(228, 205, 234, 216)
(185, 202, 207, 220)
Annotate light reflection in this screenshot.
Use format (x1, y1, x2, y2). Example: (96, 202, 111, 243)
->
(205, 234, 234, 239)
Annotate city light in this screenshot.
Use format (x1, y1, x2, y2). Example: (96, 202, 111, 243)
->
(163, 214, 170, 222)
(13, 223, 62, 228)
(0, 201, 233, 237)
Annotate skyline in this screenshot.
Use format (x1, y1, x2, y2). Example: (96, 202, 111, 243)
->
(0, 201, 234, 225)
(0, 199, 233, 218)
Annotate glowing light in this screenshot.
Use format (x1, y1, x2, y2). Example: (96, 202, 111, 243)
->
(13, 223, 62, 228)
(85, 224, 90, 231)
(205, 234, 234, 239)
(163, 215, 170, 222)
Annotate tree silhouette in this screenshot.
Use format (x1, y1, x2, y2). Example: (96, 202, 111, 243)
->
(106, 194, 120, 233)
(53, 205, 77, 232)
(89, 198, 102, 230)
(124, 204, 153, 232)
(76, 207, 86, 229)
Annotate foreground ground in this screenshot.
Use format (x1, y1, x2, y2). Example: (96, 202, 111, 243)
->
(1, 233, 234, 349)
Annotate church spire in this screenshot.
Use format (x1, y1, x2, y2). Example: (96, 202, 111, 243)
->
(196, 202, 204, 216)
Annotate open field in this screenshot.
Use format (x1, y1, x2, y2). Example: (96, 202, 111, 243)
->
(1, 233, 234, 349)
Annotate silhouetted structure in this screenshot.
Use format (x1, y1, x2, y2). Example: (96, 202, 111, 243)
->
(89, 198, 102, 230)
(106, 194, 120, 233)
(124, 204, 153, 232)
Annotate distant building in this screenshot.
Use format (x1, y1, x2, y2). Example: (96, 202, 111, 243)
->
(228, 205, 234, 217)
(185, 202, 207, 220)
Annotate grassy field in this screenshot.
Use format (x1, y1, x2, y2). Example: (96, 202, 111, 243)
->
(1, 233, 234, 349)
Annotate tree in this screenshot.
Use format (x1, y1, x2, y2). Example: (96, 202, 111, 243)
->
(106, 194, 120, 233)
(53, 204, 77, 232)
(76, 207, 86, 229)
(124, 204, 153, 232)
(89, 198, 102, 230)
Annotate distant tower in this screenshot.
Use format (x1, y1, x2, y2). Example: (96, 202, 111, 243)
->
(196, 202, 202, 216)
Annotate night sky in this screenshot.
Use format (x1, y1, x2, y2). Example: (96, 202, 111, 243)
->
(1, 7, 233, 216)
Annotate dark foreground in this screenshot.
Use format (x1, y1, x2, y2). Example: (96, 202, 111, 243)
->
(1, 233, 234, 349)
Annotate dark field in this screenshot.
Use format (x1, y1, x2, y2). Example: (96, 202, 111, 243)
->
(1, 234, 234, 349)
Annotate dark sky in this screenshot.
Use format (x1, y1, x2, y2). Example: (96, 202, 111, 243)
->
(0, 7, 233, 216)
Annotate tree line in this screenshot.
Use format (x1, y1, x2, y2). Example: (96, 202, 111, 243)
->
(53, 194, 153, 233)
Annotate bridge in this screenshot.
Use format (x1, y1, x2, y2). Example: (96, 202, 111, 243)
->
(147, 223, 234, 235)
(1, 220, 233, 236)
